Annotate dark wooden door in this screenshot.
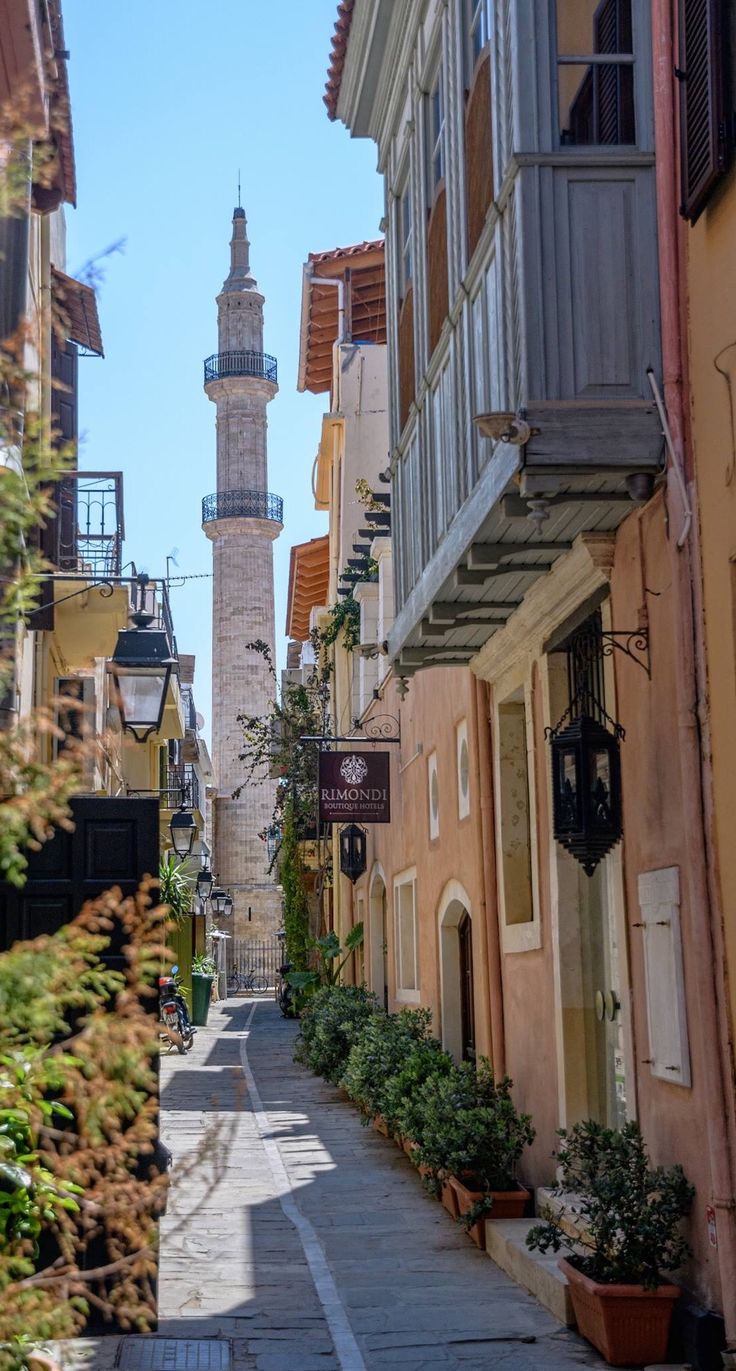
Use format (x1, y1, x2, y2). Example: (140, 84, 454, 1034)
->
(0, 795, 160, 964)
(0, 796, 162, 1331)
(458, 912, 476, 1062)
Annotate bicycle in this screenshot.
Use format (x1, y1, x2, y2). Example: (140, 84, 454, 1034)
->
(227, 965, 269, 995)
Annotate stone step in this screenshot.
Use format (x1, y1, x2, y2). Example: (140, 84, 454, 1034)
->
(483, 1218, 575, 1327)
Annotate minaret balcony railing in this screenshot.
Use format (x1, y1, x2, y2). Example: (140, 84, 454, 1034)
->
(203, 350, 278, 385)
(202, 489, 284, 524)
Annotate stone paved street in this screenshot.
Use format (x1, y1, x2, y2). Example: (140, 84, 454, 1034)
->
(157, 997, 606, 1371)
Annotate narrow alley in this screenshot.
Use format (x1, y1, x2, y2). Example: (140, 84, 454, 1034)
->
(154, 999, 605, 1371)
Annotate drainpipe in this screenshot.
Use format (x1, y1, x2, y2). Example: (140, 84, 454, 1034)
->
(473, 674, 505, 1075)
(652, 1, 736, 1350)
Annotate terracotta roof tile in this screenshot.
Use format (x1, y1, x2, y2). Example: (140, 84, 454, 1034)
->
(309, 239, 384, 265)
(324, 0, 356, 122)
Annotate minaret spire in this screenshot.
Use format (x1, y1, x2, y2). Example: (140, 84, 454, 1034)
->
(224, 205, 253, 292)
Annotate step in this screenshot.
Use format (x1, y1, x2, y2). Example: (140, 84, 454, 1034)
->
(483, 1218, 575, 1326)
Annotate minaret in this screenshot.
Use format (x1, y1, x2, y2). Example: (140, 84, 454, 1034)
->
(202, 207, 282, 939)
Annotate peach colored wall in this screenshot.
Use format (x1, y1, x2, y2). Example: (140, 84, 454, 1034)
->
(352, 666, 490, 1058)
(610, 496, 722, 1310)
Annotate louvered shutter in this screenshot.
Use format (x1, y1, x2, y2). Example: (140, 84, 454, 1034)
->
(678, 0, 731, 222)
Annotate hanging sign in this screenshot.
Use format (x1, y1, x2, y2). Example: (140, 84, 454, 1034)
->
(319, 751, 391, 824)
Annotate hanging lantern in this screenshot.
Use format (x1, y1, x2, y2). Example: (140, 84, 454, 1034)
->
(210, 887, 228, 917)
(339, 823, 367, 883)
(196, 866, 214, 902)
(169, 805, 198, 860)
(549, 714, 623, 876)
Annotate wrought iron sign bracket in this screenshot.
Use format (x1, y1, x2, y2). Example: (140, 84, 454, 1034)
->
(598, 628, 651, 679)
(300, 713, 401, 748)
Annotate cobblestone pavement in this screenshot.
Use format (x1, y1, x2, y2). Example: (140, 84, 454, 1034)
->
(156, 996, 606, 1371)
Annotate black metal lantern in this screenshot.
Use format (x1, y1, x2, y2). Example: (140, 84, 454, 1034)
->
(223, 893, 234, 918)
(170, 805, 198, 859)
(210, 887, 228, 917)
(550, 714, 623, 876)
(265, 823, 281, 863)
(196, 866, 214, 901)
(339, 823, 367, 883)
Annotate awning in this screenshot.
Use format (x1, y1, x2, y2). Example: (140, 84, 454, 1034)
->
(51, 267, 103, 356)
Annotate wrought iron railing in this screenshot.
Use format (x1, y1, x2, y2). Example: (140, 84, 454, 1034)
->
(128, 764, 200, 811)
(56, 472, 124, 578)
(203, 351, 278, 385)
(201, 490, 283, 524)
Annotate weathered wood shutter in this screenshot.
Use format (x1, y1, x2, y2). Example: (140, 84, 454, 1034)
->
(678, 0, 731, 222)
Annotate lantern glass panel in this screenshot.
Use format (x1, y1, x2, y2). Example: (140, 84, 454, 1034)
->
(115, 671, 168, 729)
(557, 747, 580, 831)
(590, 747, 613, 827)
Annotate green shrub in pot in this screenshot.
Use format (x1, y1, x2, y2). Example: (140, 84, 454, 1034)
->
(387, 1037, 455, 1145)
(411, 1059, 535, 1201)
(340, 1007, 436, 1124)
(294, 983, 378, 1083)
(526, 1119, 694, 1288)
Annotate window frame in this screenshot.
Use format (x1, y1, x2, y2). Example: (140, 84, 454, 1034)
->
(393, 867, 420, 1002)
(464, 0, 491, 86)
(427, 64, 446, 201)
(491, 669, 542, 954)
(554, 0, 638, 151)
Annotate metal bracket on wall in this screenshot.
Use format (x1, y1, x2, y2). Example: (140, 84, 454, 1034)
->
(300, 714, 402, 747)
(598, 628, 651, 679)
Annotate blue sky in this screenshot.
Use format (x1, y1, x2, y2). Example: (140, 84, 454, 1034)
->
(64, 0, 382, 741)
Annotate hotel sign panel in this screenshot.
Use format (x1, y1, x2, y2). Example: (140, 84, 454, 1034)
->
(319, 751, 391, 824)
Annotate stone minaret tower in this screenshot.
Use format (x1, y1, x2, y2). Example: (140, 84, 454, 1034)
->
(202, 207, 283, 939)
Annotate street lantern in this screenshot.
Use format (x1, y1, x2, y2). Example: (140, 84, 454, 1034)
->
(196, 866, 214, 902)
(109, 579, 176, 743)
(223, 893, 234, 918)
(339, 823, 367, 883)
(549, 714, 623, 876)
(170, 805, 198, 859)
(210, 887, 228, 917)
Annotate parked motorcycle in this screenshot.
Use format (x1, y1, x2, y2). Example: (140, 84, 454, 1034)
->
(159, 964, 196, 1053)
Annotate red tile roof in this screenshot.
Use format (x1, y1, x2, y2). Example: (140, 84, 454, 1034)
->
(324, 0, 356, 122)
(309, 239, 384, 265)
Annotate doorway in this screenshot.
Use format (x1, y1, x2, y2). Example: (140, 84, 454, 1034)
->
(438, 882, 476, 1062)
(369, 868, 388, 1010)
(547, 614, 632, 1128)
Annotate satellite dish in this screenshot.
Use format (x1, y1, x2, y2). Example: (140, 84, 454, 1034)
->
(196, 712, 205, 729)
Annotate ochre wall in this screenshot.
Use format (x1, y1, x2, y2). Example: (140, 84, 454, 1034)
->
(686, 167, 736, 1068)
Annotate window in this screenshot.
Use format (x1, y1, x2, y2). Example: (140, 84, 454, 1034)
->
(457, 719, 470, 819)
(399, 182, 413, 299)
(492, 678, 541, 953)
(556, 0, 635, 146)
(465, 0, 490, 83)
(394, 870, 418, 1000)
(428, 68, 446, 196)
(428, 751, 439, 840)
(678, 0, 733, 222)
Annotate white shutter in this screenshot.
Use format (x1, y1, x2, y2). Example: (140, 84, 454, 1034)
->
(637, 866, 691, 1087)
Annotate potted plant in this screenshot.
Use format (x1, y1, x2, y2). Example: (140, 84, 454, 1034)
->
(388, 1037, 455, 1169)
(526, 1120, 694, 1366)
(191, 953, 217, 1027)
(340, 1007, 436, 1137)
(411, 1060, 534, 1247)
(294, 983, 378, 1083)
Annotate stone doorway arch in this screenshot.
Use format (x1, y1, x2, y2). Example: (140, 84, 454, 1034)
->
(369, 864, 388, 1010)
(438, 880, 476, 1062)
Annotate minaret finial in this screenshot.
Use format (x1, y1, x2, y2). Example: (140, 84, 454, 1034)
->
(238, 168, 241, 209)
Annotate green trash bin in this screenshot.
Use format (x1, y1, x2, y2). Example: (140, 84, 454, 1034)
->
(191, 973, 214, 1027)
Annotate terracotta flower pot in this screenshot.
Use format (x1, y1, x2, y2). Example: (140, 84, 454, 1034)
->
(441, 1178, 458, 1219)
(450, 1176, 530, 1249)
(559, 1257, 680, 1367)
(403, 1137, 416, 1157)
(372, 1112, 390, 1137)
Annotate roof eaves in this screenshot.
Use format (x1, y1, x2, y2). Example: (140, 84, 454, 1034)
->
(324, 0, 356, 122)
